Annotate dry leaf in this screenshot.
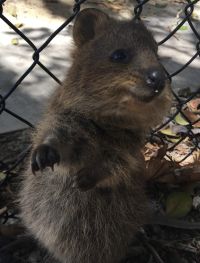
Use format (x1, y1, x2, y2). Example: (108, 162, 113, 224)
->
(7, 5, 17, 17)
(182, 109, 200, 128)
(187, 98, 200, 113)
(144, 143, 178, 181)
(11, 38, 19, 45)
(15, 23, 23, 29)
(152, 165, 200, 184)
(192, 12, 199, 21)
(165, 191, 192, 218)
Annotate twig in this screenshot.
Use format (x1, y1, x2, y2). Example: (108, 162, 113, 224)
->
(151, 239, 199, 254)
(140, 232, 165, 263)
(167, 243, 198, 254)
(145, 242, 165, 263)
(149, 215, 200, 230)
(154, 166, 200, 184)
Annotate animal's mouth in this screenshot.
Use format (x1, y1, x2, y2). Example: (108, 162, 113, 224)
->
(139, 92, 161, 102)
(127, 83, 165, 103)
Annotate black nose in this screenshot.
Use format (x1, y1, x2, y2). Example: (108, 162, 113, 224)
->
(146, 69, 165, 93)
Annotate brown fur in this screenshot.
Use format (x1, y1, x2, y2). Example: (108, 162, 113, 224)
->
(20, 8, 171, 263)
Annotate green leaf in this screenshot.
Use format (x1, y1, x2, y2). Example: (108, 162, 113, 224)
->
(180, 25, 188, 31)
(11, 38, 19, 45)
(166, 191, 193, 218)
(160, 128, 177, 136)
(174, 113, 189, 126)
(0, 172, 6, 181)
(165, 136, 181, 143)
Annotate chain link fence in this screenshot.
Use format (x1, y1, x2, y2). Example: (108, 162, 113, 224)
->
(0, 0, 200, 224)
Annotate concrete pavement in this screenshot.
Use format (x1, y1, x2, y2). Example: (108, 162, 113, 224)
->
(0, 0, 199, 133)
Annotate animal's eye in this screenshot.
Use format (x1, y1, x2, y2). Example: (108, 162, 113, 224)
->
(110, 49, 130, 63)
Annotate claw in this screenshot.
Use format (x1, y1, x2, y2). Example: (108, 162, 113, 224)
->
(31, 144, 60, 175)
(50, 164, 54, 171)
(31, 160, 39, 175)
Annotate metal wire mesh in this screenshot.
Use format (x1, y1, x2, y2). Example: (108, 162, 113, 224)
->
(0, 0, 200, 223)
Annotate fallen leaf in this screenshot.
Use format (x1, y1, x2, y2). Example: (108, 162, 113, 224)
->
(145, 143, 200, 183)
(187, 98, 200, 113)
(166, 191, 193, 218)
(11, 38, 19, 45)
(166, 136, 181, 143)
(160, 127, 177, 136)
(192, 12, 199, 20)
(174, 113, 189, 126)
(0, 172, 6, 181)
(156, 145, 168, 159)
(179, 25, 188, 31)
(143, 142, 161, 161)
(145, 156, 179, 181)
(7, 5, 17, 17)
(182, 109, 200, 128)
(15, 23, 23, 29)
(192, 128, 200, 135)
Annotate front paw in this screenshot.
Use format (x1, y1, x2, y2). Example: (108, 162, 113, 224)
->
(31, 144, 60, 174)
(71, 168, 97, 191)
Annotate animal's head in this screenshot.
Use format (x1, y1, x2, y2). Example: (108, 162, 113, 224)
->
(69, 8, 171, 130)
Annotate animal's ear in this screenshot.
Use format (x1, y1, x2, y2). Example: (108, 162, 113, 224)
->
(73, 8, 109, 47)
